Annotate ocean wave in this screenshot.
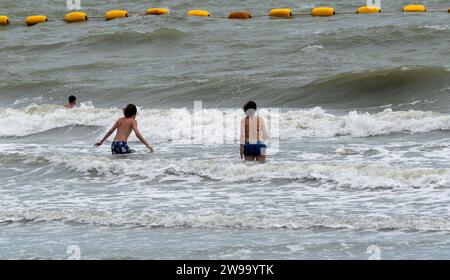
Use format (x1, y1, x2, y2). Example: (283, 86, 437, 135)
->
(12, 153, 450, 188)
(423, 25, 449, 31)
(0, 103, 117, 137)
(0, 41, 67, 54)
(2, 64, 448, 109)
(0, 152, 49, 165)
(316, 24, 450, 48)
(76, 28, 187, 50)
(1, 209, 449, 231)
(274, 66, 450, 108)
(282, 107, 450, 138)
(2, 103, 450, 139)
(0, 28, 187, 53)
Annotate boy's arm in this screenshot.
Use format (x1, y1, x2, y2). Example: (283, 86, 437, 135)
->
(240, 118, 245, 159)
(260, 117, 269, 140)
(132, 120, 154, 152)
(94, 121, 118, 147)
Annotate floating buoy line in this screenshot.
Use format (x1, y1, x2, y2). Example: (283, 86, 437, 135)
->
(0, 5, 449, 27)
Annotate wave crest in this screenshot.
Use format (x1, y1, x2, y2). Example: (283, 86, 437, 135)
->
(2, 104, 450, 139)
(1, 209, 449, 231)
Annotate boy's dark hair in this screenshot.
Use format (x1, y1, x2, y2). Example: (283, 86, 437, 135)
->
(123, 104, 137, 118)
(243, 101, 257, 112)
(68, 95, 77, 104)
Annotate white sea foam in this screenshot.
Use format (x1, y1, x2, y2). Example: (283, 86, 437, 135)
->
(1, 209, 449, 231)
(0, 103, 118, 137)
(31, 154, 450, 189)
(282, 107, 450, 138)
(302, 45, 324, 51)
(423, 25, 449, 31)
(1, 104, 450, 141)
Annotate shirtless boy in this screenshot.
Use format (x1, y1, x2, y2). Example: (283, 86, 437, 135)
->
(94, 104, 154, 154)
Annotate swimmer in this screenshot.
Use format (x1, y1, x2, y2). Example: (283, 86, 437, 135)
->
(94, 104, 154, 154)
(240, 101, 268, 162)
(64, 95, 77, 109)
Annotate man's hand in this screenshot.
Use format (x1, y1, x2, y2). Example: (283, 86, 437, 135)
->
(240, 145, 244, 159)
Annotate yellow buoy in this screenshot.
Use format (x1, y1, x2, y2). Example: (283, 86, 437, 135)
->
(311, 7, 335, 17)
(0, 15, 9, 25)
(269, 9, 293, 18)
(147, 8, 170, 15)
(402, 5, 427, 12)
(228, 11, 252, 19)
(64, 12, 88, 23)
(105, 10, 128, 20)
(187, 10, 210, 17)
(356, 6, 381, 14)
(25, 15, 48, 26)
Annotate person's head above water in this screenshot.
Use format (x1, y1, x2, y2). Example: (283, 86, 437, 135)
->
(123, 104, 137, 118)
(64, 95, 77, 109)
(68, 95, 77, 105)
(243, 101, 257, 117)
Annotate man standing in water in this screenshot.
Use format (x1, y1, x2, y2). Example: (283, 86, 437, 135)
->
(64, 95, 77, 109)
(240, 101, 269, 162)
(94, 104, 154, 154)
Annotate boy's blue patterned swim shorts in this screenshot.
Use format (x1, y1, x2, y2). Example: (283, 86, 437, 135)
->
(111, 141, 131, 155)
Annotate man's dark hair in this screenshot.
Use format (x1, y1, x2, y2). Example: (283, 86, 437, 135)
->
(123, 104, 137, 118)
(243, 101, 257, 112)
(68, 95, 77, 104)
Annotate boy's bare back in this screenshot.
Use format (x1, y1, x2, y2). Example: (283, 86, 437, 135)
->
(113, 117, 135, 142)
(94, 104, 154, 153)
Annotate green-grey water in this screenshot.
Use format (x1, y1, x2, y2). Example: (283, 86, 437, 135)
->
(0, 0, 450, 259)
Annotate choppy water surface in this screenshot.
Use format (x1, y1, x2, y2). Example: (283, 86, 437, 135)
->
(0, 0, 450, 259)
